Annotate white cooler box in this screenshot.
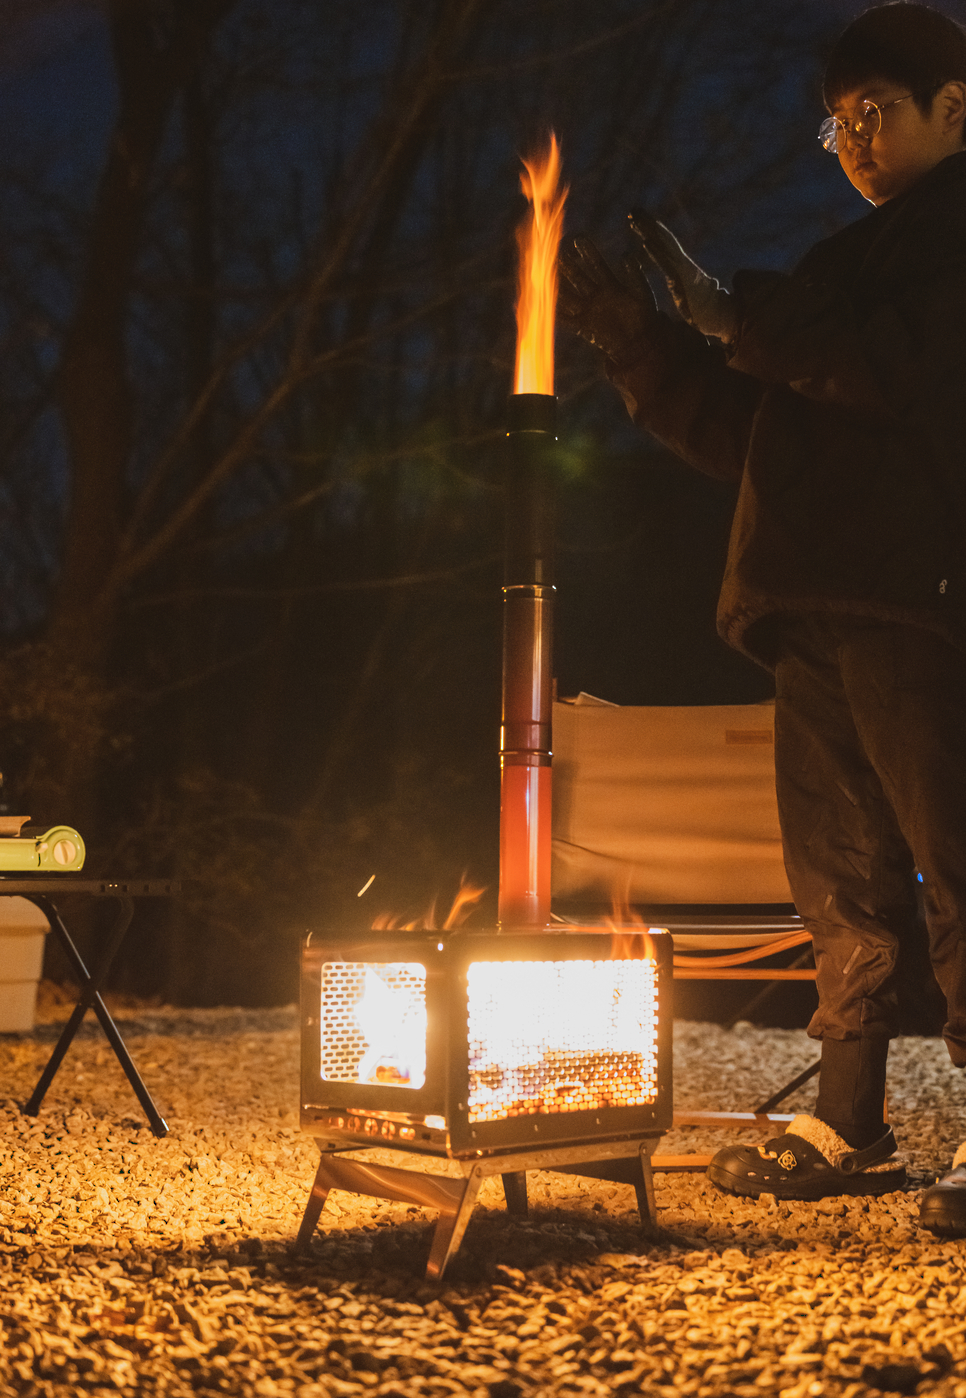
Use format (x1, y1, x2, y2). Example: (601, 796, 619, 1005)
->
(0, 897, 50, 1032)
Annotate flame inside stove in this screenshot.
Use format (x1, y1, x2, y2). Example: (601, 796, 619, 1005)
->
(466, 957, 659, 1123)
(354, 967, 427, 1088)
(514, 133, 567, 395)
(321, 961, 427, 1090)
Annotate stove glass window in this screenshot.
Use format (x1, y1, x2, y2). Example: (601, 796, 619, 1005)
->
(466, 958, 659, 1123)
(320, 962, 427, 1089)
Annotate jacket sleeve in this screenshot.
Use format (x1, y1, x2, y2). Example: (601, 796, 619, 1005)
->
(607, 312, 763, 484)
(729, 251, 966, 420)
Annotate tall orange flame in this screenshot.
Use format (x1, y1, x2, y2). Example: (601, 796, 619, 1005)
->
(514, 134, 567, 396)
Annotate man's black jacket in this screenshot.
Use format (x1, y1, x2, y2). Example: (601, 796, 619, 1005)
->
(611, 150, 966, 670)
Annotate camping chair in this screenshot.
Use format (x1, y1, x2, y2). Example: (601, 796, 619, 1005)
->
(551, 693, 818, 1171)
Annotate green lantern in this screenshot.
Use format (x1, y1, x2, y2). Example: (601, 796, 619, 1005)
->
(0, 824, 86, 872)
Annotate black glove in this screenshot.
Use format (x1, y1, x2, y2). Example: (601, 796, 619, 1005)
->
(558, 236, 659, 370)
(628, 208, 737, 345)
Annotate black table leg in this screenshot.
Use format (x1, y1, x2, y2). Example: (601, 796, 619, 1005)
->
(753, 1059, 821, 1115)
(22, 896, 169, 1137)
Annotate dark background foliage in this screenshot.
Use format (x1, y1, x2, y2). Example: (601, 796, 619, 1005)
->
(0, 0, 929, 1007)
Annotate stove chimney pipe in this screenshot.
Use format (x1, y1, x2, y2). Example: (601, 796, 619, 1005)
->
(499, 392, 556, 928)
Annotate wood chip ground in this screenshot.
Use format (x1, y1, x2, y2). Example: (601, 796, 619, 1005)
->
(2, 1000, 966, 1398)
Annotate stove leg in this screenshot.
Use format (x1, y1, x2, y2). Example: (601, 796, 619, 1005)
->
(426, 1166, 484, 1282)
(501, 1171, 528, 1217)
(634, 1143, 657, 1231)
(294, 1156, 332, 1252)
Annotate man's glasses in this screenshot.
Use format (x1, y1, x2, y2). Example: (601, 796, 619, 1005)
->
(818, 91, 930, 154)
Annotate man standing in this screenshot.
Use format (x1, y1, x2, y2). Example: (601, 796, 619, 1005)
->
(559, 2, 966, 1234)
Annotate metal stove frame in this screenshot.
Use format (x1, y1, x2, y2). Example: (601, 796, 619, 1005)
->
(297, 929, 672, 1279)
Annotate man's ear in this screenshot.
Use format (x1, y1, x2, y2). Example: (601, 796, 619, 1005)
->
(938, 80, 966, 137)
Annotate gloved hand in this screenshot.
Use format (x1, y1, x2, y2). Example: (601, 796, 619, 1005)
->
(628, 208, 737, 345)
(557, 236, 659, 369)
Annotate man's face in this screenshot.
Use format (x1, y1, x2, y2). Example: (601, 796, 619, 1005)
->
(830, 80, 966, 205)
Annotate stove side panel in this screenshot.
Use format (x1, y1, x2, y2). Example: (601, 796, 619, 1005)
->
(445, 932, 673, 1158)
(300, 935, 447, 1123)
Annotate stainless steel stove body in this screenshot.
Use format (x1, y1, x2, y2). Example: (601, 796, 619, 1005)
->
(298, 929, 672, 1278)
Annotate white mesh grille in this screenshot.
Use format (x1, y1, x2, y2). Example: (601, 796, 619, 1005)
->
(466, 958, 659, 1124)
(320, 962, 426, 1089)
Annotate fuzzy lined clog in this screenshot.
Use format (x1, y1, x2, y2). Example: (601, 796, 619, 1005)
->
(707, 1114, 906, 1201)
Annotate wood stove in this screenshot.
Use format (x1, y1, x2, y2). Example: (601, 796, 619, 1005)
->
(297, 929, 672, 1278)
(295, 146, 674, 1279)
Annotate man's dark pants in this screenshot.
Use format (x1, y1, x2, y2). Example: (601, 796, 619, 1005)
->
(774, 616, 966, 1143)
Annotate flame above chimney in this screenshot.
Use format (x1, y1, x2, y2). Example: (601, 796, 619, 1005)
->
(514, 134, 567, 396)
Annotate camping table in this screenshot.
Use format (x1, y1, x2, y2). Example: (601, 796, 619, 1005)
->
(0, 877, 180, 1138)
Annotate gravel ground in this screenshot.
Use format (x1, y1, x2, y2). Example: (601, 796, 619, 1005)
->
(2, 998, 966, 1398)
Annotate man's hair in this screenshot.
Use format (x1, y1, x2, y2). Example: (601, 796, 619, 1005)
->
(824, 3, 966, 116)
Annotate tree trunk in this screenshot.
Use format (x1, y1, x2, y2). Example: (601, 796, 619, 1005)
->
(38, 0, 233, 839)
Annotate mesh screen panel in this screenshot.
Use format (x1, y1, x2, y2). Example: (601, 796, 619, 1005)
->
(466, 958, 659, 1124)
(320, 962, 427, 1089)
